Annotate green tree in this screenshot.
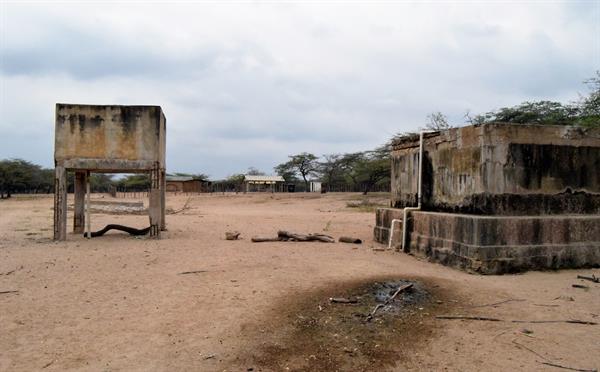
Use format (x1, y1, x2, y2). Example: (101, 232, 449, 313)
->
(318, 154, 343, 191)
(354, 146, 391, 195)
(275, 152, 319, 191)
(246, 167, 265, 176)
(227, 173, 245, 193)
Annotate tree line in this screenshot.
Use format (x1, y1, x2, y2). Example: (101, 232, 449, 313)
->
(2, 73, 597, 198)
(0, 160, 208, 199)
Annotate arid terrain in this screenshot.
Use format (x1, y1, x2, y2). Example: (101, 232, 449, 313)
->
(1, 193, 599, 371)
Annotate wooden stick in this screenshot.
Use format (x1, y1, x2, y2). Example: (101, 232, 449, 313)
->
(330, 297, 358, 304)
(437, 316, 596, 325)
(339, 236, 362, 244)
(539, 361, 598, 372)
(251, 237, 281, 242)
(366, 283, 413, 321)
(388, 283, 413, 302)
(0, 290, 19, 295)
(471, 298, 525, 308)
(512, 340, 549, 361)
(178, 270, 207, 275)
(436, 315, 502, 321)
(170, 197, 192, 214)
(510, 319, 597, 325)
(572, 284, 589, 289)
(576, 275, 599, 283)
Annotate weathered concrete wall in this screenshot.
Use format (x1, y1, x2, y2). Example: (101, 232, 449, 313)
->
(391, 124, 600, 215)
(408, 211, 600, 274)
(373, 208, 403, 245)
(53, 103, 167, 240)
(55, 104, 166, 172)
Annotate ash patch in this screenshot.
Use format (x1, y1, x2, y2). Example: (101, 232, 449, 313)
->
(370, 280, 429, 316)
(242, 277, 450, 372)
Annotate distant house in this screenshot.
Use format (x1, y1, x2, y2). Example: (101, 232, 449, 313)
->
(243, 175, 286, 192)
(309, 181, 322, 193)
(166, 176, 210, 193)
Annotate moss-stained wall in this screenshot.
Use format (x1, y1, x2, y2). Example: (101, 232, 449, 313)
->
(55, 104, 166, 172)
(391, 123, 600, 215)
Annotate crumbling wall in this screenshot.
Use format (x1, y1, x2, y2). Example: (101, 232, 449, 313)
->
(55, 104, 166, 171)
(391, 124, 600, 215)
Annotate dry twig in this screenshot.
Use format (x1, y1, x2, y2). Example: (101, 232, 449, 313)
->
(436, 315, 502, 322)
(471, 298, 525, 308)
(366, 283, 413, 322)
(539, 361, 597, 372)
(178, 270, 207, 275)
(170, 197, 192, 214)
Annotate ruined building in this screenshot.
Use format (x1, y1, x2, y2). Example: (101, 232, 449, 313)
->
(374, 123, 600, 274)
(53, 104, 166, 240)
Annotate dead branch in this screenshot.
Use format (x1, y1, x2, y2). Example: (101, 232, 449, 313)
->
(511, 319, 597, 325)
(512, 339, 549, 361)
(436, 315, 502, 321)
(88, 224, 150, 237)
(366, 283, 413, 322)
(330, 297, 358, 304)
(572, 284, 589, 289)
(0, 290, 19, 295)
(366, 304, 385, 322)
(577, 275, 599, 283)
(539, 361, 598, 372)
(170, 197, 192, 215)
(277, 230, 335, 243)
(471, 298, 525, 308)
(178, 270, 207, 275)
(436, 315, 596, 325)
(251, 237, 281, 242)
(339, 236, 362, 244)
(388, 283, 413, 302)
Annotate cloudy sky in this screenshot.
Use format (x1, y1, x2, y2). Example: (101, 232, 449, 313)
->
(0, 1, 598, 179)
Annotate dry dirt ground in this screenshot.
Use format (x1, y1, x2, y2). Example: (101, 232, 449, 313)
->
(1, 193, 599, 372)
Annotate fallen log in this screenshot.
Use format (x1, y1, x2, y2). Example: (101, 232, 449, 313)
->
(572, 284, 589, 289)
(0, 290, 19, 295)
(330, 297, 358, 304)
(339, 236, 362, 244)
(251, 236, 281, 242)
(277, 231, 335, 243)
(87, 224, 150, 237)
(577, 275, 599, 283)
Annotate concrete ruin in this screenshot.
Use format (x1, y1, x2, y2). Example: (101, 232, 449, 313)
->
(374, 123, 600, 274)
(53, 104, 166, 240)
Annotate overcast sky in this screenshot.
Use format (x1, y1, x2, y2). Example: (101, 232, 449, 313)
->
(0, 1, 598, 179)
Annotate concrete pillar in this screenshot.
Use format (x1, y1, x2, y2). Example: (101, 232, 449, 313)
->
(149, 168, 161, 238)
(85, 171, 91, 239)
(73, 171, 86, 234)
(160, 170, 166, 231)
(53, 166, 67, 241)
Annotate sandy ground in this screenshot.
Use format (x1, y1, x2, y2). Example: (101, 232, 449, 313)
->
(0, 193, 598, 372)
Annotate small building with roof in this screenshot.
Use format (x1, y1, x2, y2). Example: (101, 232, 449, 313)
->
(243, 175, 286, 192)
(166, 175, 210, 193)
